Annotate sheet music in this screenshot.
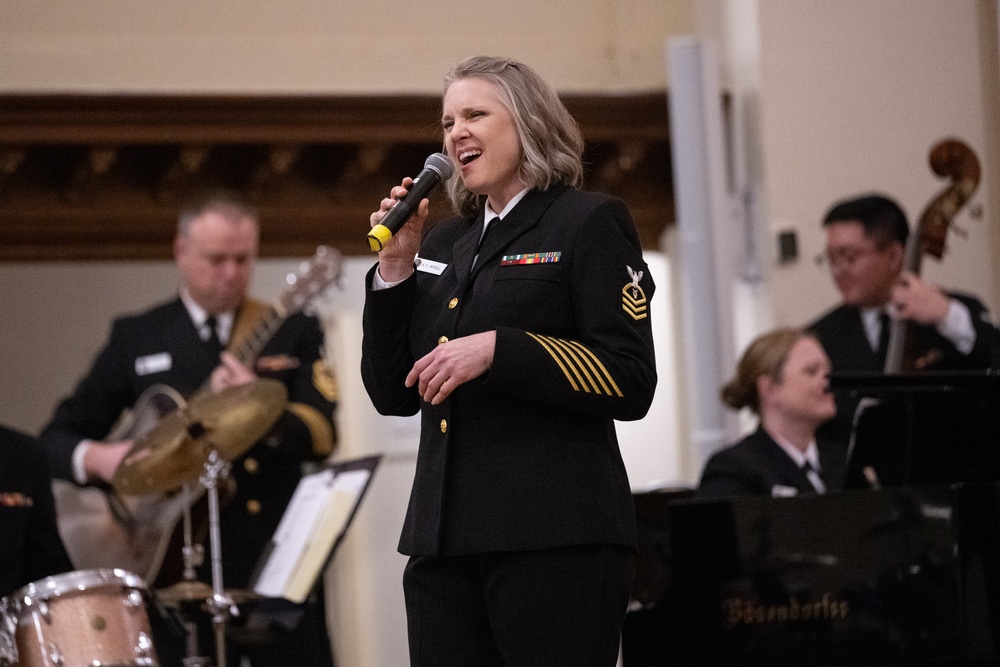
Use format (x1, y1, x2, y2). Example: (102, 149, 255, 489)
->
(253, 467, 372, 602)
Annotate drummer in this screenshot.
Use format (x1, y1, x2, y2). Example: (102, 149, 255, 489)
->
(0, 424, 72, 599)
(37, 189, 338, 667)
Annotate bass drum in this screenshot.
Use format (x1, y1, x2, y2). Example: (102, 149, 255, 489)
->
(2, 569, 158, 667)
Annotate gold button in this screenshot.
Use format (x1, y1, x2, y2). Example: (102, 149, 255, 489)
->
(448, 298, 459, 310)
(243, 457, 258, 474)
(246, 499, 262, 515)
(438, 335, 449, 344)
(440, 419, 448, 433)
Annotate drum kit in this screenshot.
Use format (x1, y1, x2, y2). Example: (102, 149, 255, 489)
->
(1, 378, 288, 667)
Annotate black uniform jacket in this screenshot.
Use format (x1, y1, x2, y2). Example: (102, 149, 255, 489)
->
(696, 426, 848, 499)
(808, 292, 1000, 443)
(39, 297, 336, 586)
(362, 185, 657, 558)
(1, 425, 73, 598)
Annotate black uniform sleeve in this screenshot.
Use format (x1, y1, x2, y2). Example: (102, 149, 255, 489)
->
(261, 313, 337, 462)
(360, 266, 422, 417)
(26, 441, 73, 582)
(38, 319, 135, 481)
(956, 293, 1000, 367)
(486, 199, 657, 421)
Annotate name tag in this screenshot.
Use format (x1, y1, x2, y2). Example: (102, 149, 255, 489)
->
(135, 352, 172, 376)
(770, 484, 799, 498)
(415, 256, 447, 276)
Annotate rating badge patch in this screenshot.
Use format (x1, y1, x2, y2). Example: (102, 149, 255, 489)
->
(622, 265, 648, 321)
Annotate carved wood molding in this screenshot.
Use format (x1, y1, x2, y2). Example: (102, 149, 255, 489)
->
(0, 94, 673, 261)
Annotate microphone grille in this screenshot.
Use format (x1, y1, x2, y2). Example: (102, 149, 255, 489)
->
(424, 152, 455, 180)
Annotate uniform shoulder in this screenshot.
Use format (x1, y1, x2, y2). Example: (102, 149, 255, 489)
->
(112, 297, 183, 328)
(0, 425, 40, 466)
(549, 188, 639, 248)
(807, 303, 855, 334)
(706, 430, 765, 464)
(550, 187, 623, 213)
(0, 424, 36, 450)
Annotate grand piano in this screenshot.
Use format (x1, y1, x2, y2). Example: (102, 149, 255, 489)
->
(624, 372, 1000, 665)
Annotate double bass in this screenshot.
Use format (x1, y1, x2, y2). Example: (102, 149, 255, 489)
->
(883, 138, 980, 372)
(847, 138, 994, 489)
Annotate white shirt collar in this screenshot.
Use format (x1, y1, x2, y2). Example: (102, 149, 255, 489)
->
(860, 306, 888, 351)
(771, 432, 822, 473)
(484, 187, 531, 224)
(180, 288, 234, 344)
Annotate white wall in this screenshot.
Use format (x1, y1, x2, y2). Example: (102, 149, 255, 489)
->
(756, 0, 1000, 328)
(0, 0, 693, 93)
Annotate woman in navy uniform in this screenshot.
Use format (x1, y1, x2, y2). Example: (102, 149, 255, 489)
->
(697, 328, 846, 499)
(361, 56, 657, 666)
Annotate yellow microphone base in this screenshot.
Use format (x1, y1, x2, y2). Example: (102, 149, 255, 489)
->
(368, 225, 392, 252)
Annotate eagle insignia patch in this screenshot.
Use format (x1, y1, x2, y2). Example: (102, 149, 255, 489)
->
(622, 265, 648, 321)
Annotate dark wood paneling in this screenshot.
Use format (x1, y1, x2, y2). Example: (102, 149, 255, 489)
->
(0, 94, 674, 261)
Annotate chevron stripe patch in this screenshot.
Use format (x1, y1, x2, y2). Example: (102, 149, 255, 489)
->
(622, 285, 648, 321)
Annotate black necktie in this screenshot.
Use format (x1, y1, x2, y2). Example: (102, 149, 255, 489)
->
(802, 461, 826, 494)
(204, 315, 223, 352)
(876, 310, 891, 358)
(477, 217, 498, 253)
(472, 216, 498, 269)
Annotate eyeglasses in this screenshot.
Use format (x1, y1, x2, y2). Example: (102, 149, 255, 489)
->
(814, 245, 883, 269)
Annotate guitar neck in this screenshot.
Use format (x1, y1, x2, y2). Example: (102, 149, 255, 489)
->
(230, 306, 286, 368)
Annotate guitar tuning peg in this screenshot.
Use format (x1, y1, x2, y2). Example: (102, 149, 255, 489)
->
(951, 225, 968, 240)
(286, 273, 298, 285)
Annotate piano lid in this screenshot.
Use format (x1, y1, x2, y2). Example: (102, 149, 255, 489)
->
(623, 484, 1000, 666)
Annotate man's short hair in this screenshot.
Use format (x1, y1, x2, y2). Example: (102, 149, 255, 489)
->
(177, 188, 258, 236)
(822, 193, 909, 247)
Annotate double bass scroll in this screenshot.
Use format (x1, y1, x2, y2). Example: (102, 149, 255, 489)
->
(884, 138, 981, 373)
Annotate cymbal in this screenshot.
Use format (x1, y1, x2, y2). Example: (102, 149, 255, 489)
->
(156, 580, 261, 609)
(113, 379, 288, 496)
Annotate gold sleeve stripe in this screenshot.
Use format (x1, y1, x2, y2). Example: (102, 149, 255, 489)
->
(562, 338, 624, 397)
(287, 402, 337, 458)
(526, 332, 583, 392)
(526, 333, 624, 397)
(549, 338, 603, 394)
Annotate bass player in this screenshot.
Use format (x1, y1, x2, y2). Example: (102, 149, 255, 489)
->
(807, 193, 1000, 452)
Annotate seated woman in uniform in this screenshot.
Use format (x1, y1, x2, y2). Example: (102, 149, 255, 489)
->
(696, 328, 847, 498)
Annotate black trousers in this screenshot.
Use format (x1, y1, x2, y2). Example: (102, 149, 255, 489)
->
(403, 544, 634, 667)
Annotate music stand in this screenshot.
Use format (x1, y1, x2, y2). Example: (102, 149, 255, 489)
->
(231, 455, 381, 642)
(830, 370, 1000, 488)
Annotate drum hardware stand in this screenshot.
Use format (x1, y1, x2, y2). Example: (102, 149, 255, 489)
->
(110, 380, 289, 667)
(201, 449, 238, 667)
(178, 482, 209, 665)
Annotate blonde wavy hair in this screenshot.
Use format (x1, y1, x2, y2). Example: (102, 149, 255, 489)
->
(442, 56, 585, 216)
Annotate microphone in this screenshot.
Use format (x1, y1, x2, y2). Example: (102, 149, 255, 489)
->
(367, 152, 455, 252)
